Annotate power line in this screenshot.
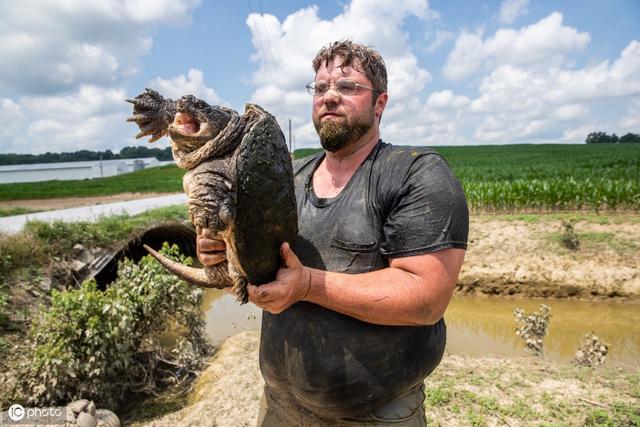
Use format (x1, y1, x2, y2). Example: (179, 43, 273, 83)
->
(247, 0, 291, 119)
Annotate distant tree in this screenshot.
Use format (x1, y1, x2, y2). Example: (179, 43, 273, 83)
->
(620, 133, 640, 144)
(0, 146, 173, 165)
(585, 131, 623, 144)
(586, 132, 607, 144)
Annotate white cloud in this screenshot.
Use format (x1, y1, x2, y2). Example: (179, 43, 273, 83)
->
(463, 39, 640, 143)
(0, 0, 199, 95)
(0, 0, 204, 154)
(427, 90, 470, 109)
(563, 124, 597, 142)
(619, 98, 640, 132)
(148, 69, 225, 106)
(498, 0, 529, 24)
(1, 85, 139, 154)
(444, 12, 590, 81)
(246, 0, 437, 148)
(425, 30, 455, 53)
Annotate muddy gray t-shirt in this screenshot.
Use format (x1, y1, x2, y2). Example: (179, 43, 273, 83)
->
(259, 141, 469, 418)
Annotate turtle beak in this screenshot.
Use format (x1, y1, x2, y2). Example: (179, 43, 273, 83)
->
(143, 244, 231, 289)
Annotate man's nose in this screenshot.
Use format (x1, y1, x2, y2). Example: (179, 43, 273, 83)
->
(323, 86, 342, 103)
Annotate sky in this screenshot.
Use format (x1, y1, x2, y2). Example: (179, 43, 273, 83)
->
(0, 0, 638, 155)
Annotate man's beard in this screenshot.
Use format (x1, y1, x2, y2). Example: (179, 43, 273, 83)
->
(314, 114, 373, 153)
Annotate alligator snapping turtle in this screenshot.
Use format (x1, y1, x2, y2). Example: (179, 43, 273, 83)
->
(126, 89, 298, 303)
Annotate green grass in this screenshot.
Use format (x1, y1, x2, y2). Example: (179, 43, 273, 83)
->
(0, 205, 188, 277)
(423, 355, 640, 427)
(546, 229, 638, 254)
(0, 207, 42, 217)
(0, 164, 185, 201)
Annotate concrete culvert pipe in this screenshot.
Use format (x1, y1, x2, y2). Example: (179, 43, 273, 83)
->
(92, 222, 196, 288)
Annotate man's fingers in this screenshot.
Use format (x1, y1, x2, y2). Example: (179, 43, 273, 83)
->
(248, 284, 277, 304)
(280, 242, 298, 268)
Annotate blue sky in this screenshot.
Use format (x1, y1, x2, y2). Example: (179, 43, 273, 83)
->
(0, 0, 638, 155)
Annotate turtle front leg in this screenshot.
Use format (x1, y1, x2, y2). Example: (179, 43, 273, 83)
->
(126, 88, 177, 142)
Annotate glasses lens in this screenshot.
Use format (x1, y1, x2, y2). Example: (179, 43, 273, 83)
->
(336, 80, 357, 96)
(306, 84, 315, 95)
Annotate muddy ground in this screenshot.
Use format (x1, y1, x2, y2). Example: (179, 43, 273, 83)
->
(4, 197, 639, 425)
(459, 214, 639, 301)
(128, 330, 639, 427)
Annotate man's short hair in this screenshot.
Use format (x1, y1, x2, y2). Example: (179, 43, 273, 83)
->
(312, 40, 388, 96)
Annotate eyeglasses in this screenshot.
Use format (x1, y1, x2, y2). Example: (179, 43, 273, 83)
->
(305, 80, 378, 97)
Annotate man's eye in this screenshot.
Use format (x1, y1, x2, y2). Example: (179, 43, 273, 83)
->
(315, 84, 328, 94)
(337, 81, 356, 91)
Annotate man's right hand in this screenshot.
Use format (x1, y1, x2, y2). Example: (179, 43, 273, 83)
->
(196, 228, 227, 266)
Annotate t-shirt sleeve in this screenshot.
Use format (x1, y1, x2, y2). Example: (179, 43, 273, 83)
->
(379, 153, 469, 257)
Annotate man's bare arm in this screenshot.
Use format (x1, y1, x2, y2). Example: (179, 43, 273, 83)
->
(248, 243, 465, 326)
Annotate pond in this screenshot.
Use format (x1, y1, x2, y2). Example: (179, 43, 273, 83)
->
(201, 290, 640, 368)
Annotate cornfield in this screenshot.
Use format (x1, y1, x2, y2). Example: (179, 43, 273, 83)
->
(436, 144, 640, 212)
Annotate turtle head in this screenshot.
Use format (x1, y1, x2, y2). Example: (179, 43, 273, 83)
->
(168, 95, 232, 151)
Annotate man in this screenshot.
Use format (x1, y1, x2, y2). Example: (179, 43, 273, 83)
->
(197, 40, 469, 426)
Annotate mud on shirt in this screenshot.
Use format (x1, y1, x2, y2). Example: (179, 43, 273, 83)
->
(259, 141, 469, 418)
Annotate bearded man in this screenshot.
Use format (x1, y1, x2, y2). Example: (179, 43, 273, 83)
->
(197, 40, 469, 426)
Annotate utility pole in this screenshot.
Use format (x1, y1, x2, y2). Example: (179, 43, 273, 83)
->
(288, 119, 292, 154)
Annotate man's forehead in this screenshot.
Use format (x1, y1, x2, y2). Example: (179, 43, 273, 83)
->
(315, 57, 365, 78)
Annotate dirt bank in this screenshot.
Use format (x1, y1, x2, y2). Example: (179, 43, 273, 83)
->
(459, 214, 640, 301)
(5, 194, 639, 300)
(128, 330, 639, 427)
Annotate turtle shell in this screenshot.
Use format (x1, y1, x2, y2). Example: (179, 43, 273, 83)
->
(232, 105, 298, 285)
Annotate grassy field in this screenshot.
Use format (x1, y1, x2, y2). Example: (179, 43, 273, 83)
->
(296, 144, 640, 211)
(1, 144, 638, 211)
(0, 164, 185, 201)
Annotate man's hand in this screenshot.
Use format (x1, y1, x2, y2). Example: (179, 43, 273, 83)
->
(248, 242, 311, 314)
(196, 228, 227, 266)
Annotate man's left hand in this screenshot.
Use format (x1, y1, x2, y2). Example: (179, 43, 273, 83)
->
(248, 242, 312, 314)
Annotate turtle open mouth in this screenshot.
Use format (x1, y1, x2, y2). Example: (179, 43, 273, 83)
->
(173, 112, 201, 135)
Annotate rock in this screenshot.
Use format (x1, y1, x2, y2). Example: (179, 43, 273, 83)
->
(70, 259, 88, 274)
(77, 411, 98, 427)
(38, 276, 52, 292)
(86, 401, 96, 417)
(95, 409, 121, 427)
(66, 407, 78, 423)
(68, 399, 89, 414)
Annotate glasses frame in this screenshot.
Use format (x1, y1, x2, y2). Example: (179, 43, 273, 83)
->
(305, 79, 379, 97)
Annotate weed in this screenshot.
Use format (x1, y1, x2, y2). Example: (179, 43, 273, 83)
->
(0, 292, 8, 329)
(514, 304, 551, 356)
(466, 409, 486, 426)
(574, 332, 609, 367)
(561, 220, 580, 250)
(424, 386, 452, 406)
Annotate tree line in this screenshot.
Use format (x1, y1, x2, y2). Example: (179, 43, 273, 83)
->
(0, 146, 173, 166)
(586, 132, 640, 144)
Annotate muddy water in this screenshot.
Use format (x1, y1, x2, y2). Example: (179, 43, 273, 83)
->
(201, 290, 640, 368)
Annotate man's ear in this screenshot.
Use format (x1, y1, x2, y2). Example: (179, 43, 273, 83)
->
(375, 92, 388, 122)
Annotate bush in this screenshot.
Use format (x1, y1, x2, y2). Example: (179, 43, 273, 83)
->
(0, 292, 8, 329)
(513, 304, 551, 356)
(21, 243, 211, 408)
